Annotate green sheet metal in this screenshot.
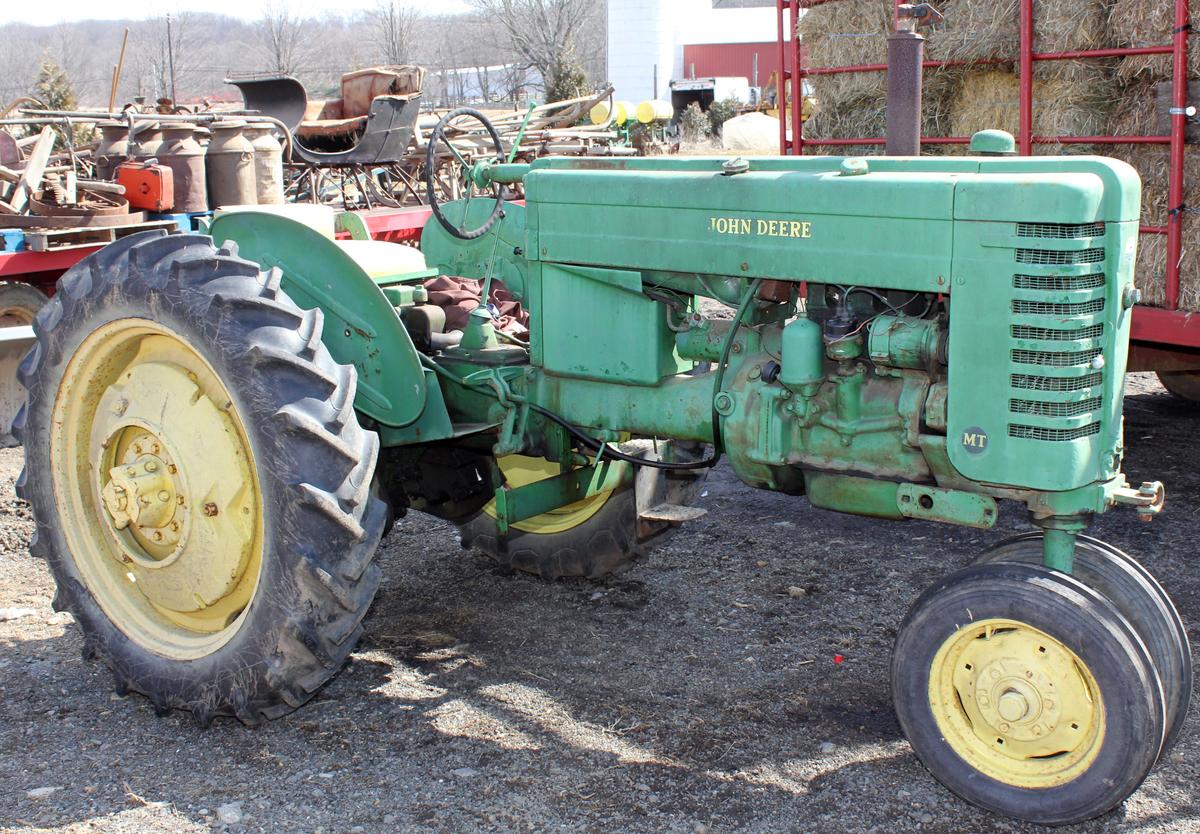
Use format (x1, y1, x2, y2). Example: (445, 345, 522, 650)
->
(208, 211, 427, 427)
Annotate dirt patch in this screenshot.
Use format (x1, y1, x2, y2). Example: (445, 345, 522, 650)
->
(1, 373, 1198, 833)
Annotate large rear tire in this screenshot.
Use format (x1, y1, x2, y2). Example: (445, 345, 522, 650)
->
(16, 231, 386, 725)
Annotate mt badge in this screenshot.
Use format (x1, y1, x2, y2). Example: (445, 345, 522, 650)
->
(962, 426, 989, 454)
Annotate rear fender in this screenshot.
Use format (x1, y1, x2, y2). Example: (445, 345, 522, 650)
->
(208, 211, 429, 428)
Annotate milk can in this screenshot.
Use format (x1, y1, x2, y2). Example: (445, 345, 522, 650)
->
(205, 120, 257, 208)
(244, 122, 285, 205)
(129, 123, 163, 163)
(93, 121, 129, 181)
(158, 123, 209, 213)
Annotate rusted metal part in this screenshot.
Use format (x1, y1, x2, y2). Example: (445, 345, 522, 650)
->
(93, 121, 129, 181)
(885, 30, 925, 156)
(158, 123, 208, 213)
(30, 188, 127, 217)
(244, 123, 284, 205)
(0, 210, 145, 230)
(206, 121, 257, 208)
(0, 132, 19, 167)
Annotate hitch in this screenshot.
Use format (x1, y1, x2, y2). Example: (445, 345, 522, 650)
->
(1112, 480, 1166, 520)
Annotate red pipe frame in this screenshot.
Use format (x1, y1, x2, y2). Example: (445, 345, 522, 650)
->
(776, 0, 1194, 345)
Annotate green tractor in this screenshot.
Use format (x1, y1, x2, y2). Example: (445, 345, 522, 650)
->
(15, 114, 1187, 825)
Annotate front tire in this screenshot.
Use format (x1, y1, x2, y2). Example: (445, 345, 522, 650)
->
(893, 562, 1165, 825)
(976, 532, 1191, 758)
(16, 231, 386, 725)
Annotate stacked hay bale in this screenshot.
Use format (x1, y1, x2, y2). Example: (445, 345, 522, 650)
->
(799, 0, 1118, 156)
(1104, 3, 1200, 307)
(798, 0, 957, 155)
(798, 0, 1200, 310)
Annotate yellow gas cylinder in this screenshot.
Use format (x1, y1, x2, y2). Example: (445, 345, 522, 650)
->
(636, 100, 674, 124)
(590, 100, 634, 126)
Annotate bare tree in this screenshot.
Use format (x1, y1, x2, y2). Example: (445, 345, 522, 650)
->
(368, 0, 418, 65)
(259, 3, 311, 76)
(467, 0, 598, 98)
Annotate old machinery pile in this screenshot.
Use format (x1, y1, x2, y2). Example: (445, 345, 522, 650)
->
(13, 115, 1186, 826)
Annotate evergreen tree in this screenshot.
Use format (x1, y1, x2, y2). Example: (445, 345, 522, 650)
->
(32, 56, 87, 146)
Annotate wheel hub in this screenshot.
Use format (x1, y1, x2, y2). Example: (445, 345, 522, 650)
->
(972, 655, 1061, 742)
(101, 435, 183, 549)
(929, 618, 1105, 788)
(50, 321, 264, 658)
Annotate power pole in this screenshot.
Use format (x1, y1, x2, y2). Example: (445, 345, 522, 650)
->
(166, 14, 178, 104)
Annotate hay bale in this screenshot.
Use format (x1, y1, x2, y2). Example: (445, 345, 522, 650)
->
(1103, 79, 1200, 309)
(1107, 145, 1200, 308)
(797, 0, 1111, 68)
(796, 0, 1114, 148)
(947, 66, 1118, 153)
(801, 73, 959, 151)
(1108, 0, 1200, 81)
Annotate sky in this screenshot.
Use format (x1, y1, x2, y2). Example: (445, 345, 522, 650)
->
(2, 0, 472, 27)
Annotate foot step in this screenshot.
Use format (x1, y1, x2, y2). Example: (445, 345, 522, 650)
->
(639, 503, 707, 524)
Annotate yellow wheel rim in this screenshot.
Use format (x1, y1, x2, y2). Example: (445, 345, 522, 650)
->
(482, 455, 613, 535)
(49, 319, 263, 660)
(0, 305, 37, 327)
(928, 618, 1105, 789)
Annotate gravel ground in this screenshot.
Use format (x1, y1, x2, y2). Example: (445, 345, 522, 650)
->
(1, 372, 1198, 834)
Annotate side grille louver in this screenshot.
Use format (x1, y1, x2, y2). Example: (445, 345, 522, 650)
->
(1005, 225, 1108, 443)
(1016, 248, 1105, 265)
(1016, 222, 1105, 239)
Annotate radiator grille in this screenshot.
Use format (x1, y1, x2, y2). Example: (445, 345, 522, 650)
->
(1016, 248, 1106, 265)
(1011, 372, 1104, 392)
(1004, 223, 1109, 443)
(1013, 273, 1106, 291)
(1016, 222, 1105, 239)
(1009, 397, 1102, 418)
(1011, 348, 1102, 367)
(1011, 323, 1105, 341)
(1013, 298, 1106, 316)
(1009, 422, 1102, 442)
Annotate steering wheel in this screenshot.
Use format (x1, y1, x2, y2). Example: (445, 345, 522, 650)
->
(425, 107, 505, 240)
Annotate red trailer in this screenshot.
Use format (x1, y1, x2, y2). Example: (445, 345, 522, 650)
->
(775, 0, 1200, 394)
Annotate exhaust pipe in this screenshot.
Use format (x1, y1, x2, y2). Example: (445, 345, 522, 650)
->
(886, 4, 943, 156)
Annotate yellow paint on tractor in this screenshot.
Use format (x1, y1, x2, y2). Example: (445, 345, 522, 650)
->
(49, 319, 263, 659)
(482, 455, 613, 535)
(927, 618, 1105, 789)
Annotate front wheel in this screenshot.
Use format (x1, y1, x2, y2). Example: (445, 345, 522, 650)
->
(893, 562, 1165, 825)
(16, 231, 386, 724)
(975, 532, 1191, 758)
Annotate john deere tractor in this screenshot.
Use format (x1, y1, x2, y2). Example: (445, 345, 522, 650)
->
(15, 114, 1187, 824)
